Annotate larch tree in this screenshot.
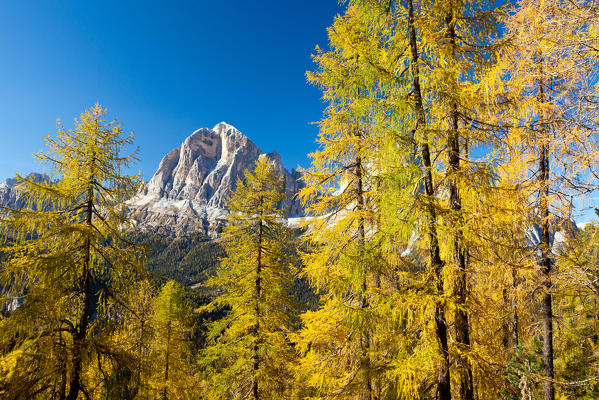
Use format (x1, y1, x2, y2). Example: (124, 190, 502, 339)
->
(101, 279, 156, 400)
(96, 279, 197, 400)
(339, 1, 502, 398)
(294, 6, 385, 399)
(398, 1, 502, 397)
(200, 156, 296, 400)
(0, 104, 143, 400)
(497, 0, 599, 398)
(402, 0, 453, 396)
(433, 1, 501, 397)
(149, 280, 195, 400)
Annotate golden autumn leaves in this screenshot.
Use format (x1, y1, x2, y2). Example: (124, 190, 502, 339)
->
(2, 0, 599, 399)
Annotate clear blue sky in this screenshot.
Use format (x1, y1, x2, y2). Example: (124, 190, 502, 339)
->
(0, 1, 343, 180)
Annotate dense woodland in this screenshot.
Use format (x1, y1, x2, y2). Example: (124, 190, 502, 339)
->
(2, 0, 599, 399)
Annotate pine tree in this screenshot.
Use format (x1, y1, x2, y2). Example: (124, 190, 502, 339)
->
(0, 104, 143, 399)
(200, 156, 296, 400)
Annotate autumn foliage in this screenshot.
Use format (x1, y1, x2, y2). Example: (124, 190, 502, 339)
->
(2, 1, 599, 399)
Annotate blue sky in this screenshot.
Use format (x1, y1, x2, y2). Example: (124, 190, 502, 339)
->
(0, 1, 343, 180)
(1, 1, 596, 223)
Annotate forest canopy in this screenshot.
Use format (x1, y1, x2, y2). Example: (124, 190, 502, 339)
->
(2, 0, 599, 399)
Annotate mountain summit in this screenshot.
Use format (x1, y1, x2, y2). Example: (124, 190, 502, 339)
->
(129, 122, 304, 237)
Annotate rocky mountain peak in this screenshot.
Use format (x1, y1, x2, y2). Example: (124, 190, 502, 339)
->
(129, 123, 304, 237)
(0, 173, 50, 209)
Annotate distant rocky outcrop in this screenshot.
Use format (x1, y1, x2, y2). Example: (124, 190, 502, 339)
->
(0, 125, 304, 238)
(128, 122, 304, 237)
(0, 173, 50, 209)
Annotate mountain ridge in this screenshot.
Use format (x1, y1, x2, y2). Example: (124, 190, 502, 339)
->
(0, 124, 305, 238)
(128, 122, 304, 237)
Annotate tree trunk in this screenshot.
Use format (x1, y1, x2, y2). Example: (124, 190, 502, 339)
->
(540, 144, 554, 400)
(162, 319, 171, 400)
(252, 200, 264, 400)
(511, 267, 520, 350)
(355, 127, 373, 400)
(537, 65, 555, 400)
(540, 145, 554, 400)
(407, 1, 451, 398)
(502, 278, 520, 351)
(56, 334, 67, 400)
(66, 190, 93, 400)
(137, 320, 145, 396)
(445, 11, 474, 400)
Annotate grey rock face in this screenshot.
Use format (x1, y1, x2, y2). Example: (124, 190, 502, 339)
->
(0, 173, 49, 209)
(129, 122, 304, 237)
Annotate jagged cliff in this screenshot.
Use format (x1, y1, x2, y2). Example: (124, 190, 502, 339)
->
(0, 173, 49, 209)
(128, 122, 304, 237)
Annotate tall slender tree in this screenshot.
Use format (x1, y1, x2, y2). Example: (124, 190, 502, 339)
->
(0, 104, 143, 399)
(200, 156, 296, 400)
(405, 0, 453, 396)
(498, 0, 599, 397)
(149, 280, 195, 400)
(294, 6, 399, 398)
(339, 1, 501, 398)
